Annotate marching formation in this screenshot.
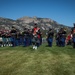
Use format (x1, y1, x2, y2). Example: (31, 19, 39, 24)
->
(0, 23, 42, 50)
(47, 23, 75, 48)
(0, 23, 75, 49)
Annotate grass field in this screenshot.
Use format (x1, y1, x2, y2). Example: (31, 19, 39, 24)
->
(0, 44, 75, 75)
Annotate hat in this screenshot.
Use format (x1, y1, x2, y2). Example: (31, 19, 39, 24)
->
(34, 23, 37, 25)
(12, 26, 15, 28)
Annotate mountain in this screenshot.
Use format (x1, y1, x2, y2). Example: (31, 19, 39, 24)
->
(0, 16, 71, 34)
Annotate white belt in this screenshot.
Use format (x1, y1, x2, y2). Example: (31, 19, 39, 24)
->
(0, 37, 2, 41)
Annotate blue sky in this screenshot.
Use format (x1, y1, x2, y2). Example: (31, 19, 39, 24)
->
(0, 0, 75, 27)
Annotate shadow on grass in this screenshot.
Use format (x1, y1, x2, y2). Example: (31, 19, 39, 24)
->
(0, 44, 75, 56)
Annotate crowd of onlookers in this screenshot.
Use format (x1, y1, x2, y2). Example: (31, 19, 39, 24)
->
(0, 23, 75, 49)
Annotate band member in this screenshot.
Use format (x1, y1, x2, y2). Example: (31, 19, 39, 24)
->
(0, 31, 3, 47)
(71, 23, 75, 48)
(22, 28, 29, 47)
(32, 23, 41, 50)
(66, 32, 72, 45)
(47, 28, 54, 47)
(10, 26, 17, 47)
(55, 28, 67, 47)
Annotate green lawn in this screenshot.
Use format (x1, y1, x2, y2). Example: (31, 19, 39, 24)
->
(0, 44, 75, 75)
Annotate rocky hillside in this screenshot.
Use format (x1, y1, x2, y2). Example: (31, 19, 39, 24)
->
(0, 16, 71, 33)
